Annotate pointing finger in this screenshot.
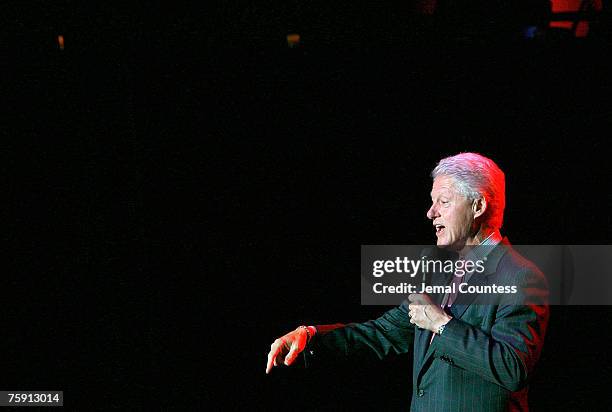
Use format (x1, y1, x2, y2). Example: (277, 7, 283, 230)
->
(266, 340, 282, 374)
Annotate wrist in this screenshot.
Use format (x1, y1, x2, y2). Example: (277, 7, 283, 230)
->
(298, 325, 316, 344)
(433, 314, 452, 335)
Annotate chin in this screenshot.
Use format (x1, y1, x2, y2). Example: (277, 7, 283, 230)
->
(436, 236, 462, 251)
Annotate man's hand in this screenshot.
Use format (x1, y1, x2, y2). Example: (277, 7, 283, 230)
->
(265, 326, 310, 374)
(408, 293, 452, 333)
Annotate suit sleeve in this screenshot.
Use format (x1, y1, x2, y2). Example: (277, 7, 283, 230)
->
(304, 300, 415, 367)
(431, 265, 549, 392)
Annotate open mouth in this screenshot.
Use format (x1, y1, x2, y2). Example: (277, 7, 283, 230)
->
(435, 224, 446, 236)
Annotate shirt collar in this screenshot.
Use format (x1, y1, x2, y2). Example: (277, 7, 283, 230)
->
(480, 229, 502, 247)
(463, 229, 502, 262)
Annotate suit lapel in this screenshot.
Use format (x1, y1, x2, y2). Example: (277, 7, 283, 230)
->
(448, 273, 492, 319)
(414, 327, 433, 374)
(449, 239, 510, 319)
(427, 270, 452, 304)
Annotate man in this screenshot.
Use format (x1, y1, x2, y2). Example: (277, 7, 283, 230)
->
(266, 152, 549, 412)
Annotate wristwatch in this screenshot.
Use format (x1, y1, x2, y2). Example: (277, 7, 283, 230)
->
(437, 323, 447, 336)
(298, 325, 313, 343)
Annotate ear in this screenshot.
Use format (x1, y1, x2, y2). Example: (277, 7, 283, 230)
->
(472, 197, 487, 219)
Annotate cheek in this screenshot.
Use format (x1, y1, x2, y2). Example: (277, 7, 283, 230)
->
(445, 210, 469, 236)
(445, 211, 458, 229)
(457, 216, 473, 236)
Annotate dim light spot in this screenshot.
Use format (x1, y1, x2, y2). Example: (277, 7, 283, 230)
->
(57, 35, 65, 50)
(286, 33, 300, 48)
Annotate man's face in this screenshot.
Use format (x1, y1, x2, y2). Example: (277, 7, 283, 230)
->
(427, 175, 475, 250)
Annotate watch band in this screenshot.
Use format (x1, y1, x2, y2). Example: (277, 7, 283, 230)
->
(298, 325, 313, 343)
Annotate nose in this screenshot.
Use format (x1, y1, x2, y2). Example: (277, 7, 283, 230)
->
(427, 203, 439, 220)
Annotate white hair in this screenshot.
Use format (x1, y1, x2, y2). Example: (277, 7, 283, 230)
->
(432, 152, 506, 229)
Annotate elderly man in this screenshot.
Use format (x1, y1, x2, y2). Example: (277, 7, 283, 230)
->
(266, 152, 549, 412)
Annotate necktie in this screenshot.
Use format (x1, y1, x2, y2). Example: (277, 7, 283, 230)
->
(446, 271, 465, 308)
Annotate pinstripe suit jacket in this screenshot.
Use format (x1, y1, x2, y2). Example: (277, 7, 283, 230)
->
(306, 239, 549, 412)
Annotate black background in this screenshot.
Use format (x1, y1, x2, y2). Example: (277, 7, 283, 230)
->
(3, 2, 612, 410)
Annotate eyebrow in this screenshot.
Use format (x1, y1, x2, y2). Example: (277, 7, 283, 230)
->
(431, 188, 452, 199)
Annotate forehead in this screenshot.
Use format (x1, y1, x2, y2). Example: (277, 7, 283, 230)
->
(430, 175, 459, 197)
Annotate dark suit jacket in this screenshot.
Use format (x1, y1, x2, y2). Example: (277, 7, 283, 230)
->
(306, 239, 549, 412)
